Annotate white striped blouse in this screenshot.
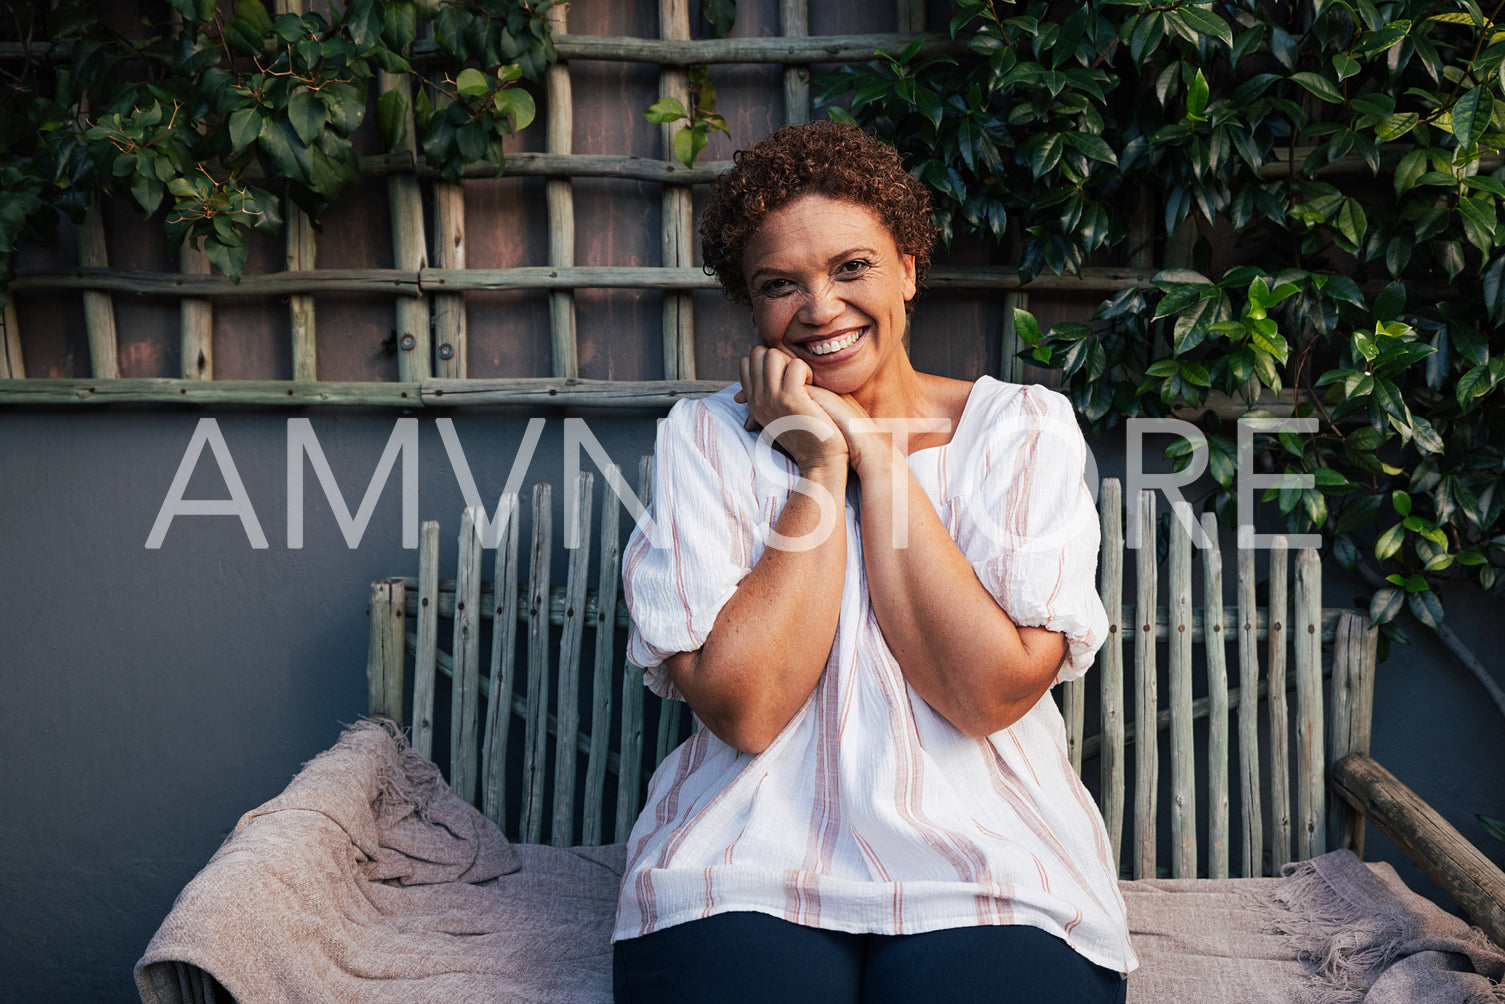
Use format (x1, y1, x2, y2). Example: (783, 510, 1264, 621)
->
(614, 377, 1138, 976)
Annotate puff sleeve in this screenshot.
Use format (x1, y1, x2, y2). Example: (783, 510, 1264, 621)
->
(621, 396, 767, 700)
(953, 386, 1108, 684)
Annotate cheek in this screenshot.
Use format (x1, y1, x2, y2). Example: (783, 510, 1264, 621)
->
(751, 302, 791, 345)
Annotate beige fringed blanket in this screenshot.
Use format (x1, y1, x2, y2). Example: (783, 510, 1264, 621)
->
(137, 721, 1504, 1003)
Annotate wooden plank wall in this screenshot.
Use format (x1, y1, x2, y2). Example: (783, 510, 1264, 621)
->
(6, 0, 1098, 390)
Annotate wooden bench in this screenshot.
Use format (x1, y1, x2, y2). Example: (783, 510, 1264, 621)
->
(365, 470, 1505, 946)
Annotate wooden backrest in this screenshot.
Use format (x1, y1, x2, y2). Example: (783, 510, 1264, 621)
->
(366, 472, 1379, 878)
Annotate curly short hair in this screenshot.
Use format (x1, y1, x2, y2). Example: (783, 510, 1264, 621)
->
(700, 121, 936, 308)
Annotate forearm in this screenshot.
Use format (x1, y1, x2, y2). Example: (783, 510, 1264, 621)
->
(667, 464, 848, 753)
(856, 450, 1064, 736)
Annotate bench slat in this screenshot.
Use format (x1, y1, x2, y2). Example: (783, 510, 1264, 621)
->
(1268, 537, 1292, 872)
(367, 578, 406, 723)
(481, 494, 521, 828)
(1133, 489, 1158, 879)
(552, 473, 594, 846)
(584, 466, 623, 845)
(412, 522, 441, 759)
(450, 508, 485, 803)
(1237, 539, 1264, 877)
(1098, 478, 1125, 875)
(1169, 502, 1197, 878)
(1295, 548, 1326, 861)
(1202, 511, 1231, 879)
(1330, 610, 1377, 857)
(522, 486, 554, 843)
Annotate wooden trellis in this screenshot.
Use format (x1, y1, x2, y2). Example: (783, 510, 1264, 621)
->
(0, 4, 1406, 408)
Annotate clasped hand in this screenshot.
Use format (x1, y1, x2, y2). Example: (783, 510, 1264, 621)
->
(734, 346, 888, 476)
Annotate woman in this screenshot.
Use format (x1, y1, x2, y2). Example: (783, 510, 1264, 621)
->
(613, 122, 1135, 1003)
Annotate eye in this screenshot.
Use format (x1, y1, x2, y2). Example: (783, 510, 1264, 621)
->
(835, 258, 871, 278)
(758, 277, 795, 297)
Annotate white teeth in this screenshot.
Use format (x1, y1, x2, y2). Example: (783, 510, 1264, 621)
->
(807, 330, 861, 356)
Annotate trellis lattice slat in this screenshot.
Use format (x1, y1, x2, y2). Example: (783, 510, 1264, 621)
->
(545, 2, 578, 381)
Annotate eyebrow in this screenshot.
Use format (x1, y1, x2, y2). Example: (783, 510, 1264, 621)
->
(748, 246, 882, 287)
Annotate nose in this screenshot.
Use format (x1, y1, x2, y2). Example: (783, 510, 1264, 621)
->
(797, 277, 843, 326)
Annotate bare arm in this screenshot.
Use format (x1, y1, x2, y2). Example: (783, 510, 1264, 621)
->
(664, 348, 850, 754)
(809, 387, 1066, 737)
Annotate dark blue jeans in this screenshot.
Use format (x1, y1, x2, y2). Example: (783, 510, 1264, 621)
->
(613, 912, 1128, 1003)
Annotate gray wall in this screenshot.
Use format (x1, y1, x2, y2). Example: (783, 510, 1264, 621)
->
(2, 406, 1502, 1001)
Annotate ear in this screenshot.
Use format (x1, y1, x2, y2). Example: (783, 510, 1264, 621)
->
(900, 253, 917, 302)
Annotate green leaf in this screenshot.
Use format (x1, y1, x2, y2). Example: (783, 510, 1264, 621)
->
(504, 89, 536, 132)
(1459, 195, 1498, 254)
(1392, 490, 1413, 517)
(1335, 493, 1383, 533)
(288, 89, 326, 146)
(376, 87, 408, 149)
(456, 67, 490, 98)
(1011, 307, 1043, 347)
(673, 124, 707, 168)
(1456, 364, 1494, 407)
(1176, 6, 1232, 47)
(644, 96, 687, 125)
(1027, 133, 1064, 179)
(1375, 522, 1405, 560)
(1063, 131, 1117, 166)
(1186, 68, 1209, 121)
(1290, 71, 1343, 104)
(1407, 589, 1444, 630)
(1333, 198, 1367, 252)
(1451, 86, 1491, 150)
(236, 0, 274, 35)
(1409, 414, 1445, 454)
(1369, 586, 1404, 625)
(229, 107, 261, 152)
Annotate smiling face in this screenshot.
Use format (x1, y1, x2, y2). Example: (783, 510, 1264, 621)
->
(742, 193, 917, 398)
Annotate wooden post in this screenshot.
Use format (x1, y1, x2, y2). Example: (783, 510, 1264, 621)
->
(1329, 610, 1377, 856)
(1268, 537, 1292, 871)
(1168, 502, 1196, 878)
(1, 293, 23, 378)
(411, 521, 441, 759)
(546, 3, 578, 379)
(896, 0, 926, 32)
(482, 494, 522, 829)
(366, 578, 406, 721)
(1331, 754, 1505, 949)
(1099, 478, 1125, 874)
(381, 69, 430, 381)
(1133, 489, 1158, 879)
(1294, 548, 1326, 859)
(451, 507, 484, 803)
(552, 472, 594, 846)
(522, 484, 554, 843)
(274, 0, 317, 381)
(179, 241, 213, 379)
(583, 465, 623, 846)
(1236, 542, 1264, 876)
(432, 182, 467, 378)
(1202, 511, 1231, 879)
(78, 198, 119, 378)
(659, 0, 696, 379)
(780, 0, 810, 125)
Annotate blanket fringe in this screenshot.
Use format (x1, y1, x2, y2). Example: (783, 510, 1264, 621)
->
(1256, 859, 1505, 1004)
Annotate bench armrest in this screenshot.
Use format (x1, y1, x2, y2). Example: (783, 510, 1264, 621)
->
(1330, 752, 1505, 947)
